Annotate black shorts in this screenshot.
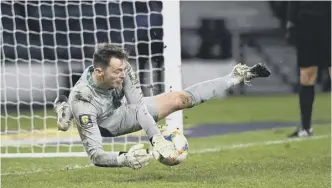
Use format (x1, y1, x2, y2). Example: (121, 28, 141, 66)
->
(295, 17, 331, 68)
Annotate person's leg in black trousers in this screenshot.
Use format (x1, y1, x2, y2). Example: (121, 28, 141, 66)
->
(288, 14, 331, 138)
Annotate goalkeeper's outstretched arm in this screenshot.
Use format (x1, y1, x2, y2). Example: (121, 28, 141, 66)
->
(69, 96, 152, 169)
(122, 63, 180, 162)
(123, 63, 160, 138)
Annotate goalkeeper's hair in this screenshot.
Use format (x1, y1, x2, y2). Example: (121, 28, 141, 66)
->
(93, 43, 129, 69)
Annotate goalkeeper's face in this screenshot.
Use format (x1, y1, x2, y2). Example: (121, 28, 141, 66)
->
(103, 57, 126, 88)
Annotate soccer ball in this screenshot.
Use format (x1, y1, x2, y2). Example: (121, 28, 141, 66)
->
(157, 129, 189, 166)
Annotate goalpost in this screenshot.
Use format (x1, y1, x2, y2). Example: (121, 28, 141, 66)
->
(1, 0, 182, 158)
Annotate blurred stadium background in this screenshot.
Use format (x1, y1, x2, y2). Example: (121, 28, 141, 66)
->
(1, 1, 331, 188)
(2, 1, 330, 106)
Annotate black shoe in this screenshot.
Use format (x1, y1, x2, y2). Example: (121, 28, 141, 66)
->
(287, 128, 313, 138)
(247, 63, 271, 80)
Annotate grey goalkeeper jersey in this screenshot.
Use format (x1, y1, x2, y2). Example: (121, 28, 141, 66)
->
(68, 63, 159, 167)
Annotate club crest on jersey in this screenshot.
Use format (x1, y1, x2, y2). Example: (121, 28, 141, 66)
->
(79, 114, 93, 129)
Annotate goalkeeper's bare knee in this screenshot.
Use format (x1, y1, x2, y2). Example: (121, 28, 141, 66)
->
(154, 91, 192, 120)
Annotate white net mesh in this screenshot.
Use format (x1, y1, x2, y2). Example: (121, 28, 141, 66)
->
(1, 0, 180, 157)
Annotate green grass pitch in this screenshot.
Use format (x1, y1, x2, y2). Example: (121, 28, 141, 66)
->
(1, 93, 331, 188)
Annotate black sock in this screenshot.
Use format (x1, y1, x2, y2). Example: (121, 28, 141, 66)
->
(299, 85, 315, 130)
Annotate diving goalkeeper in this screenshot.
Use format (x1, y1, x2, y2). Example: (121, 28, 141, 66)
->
(54, 43, 271, 170)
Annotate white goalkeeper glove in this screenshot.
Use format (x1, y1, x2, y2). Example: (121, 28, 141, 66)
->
(54, 95, 73, 131)
(117, 144, 153, 170)
(150, 134, 178, 162)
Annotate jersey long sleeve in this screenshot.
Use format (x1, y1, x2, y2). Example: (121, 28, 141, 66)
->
(69, 95, 121, 167)
(123, 63, 159, 138)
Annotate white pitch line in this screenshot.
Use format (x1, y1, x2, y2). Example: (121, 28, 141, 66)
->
(1, 135, 330, 176)
(190, 135, 330, 154)
(1, 164, 94, 176)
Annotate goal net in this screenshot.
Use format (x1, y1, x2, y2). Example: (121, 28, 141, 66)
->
(1, 0, 182, 158)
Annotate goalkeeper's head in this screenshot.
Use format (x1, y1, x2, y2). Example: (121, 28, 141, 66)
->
(92, 43, 129, 89)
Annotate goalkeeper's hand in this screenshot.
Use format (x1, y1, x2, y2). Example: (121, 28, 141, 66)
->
(117, 144, 153, 170)
(150, 134, 177, 162)
(54, 96, 73, 131)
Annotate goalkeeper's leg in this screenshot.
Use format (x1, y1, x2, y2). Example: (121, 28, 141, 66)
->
(93, 63, 271, 135)
(153, 63, 271, 120)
